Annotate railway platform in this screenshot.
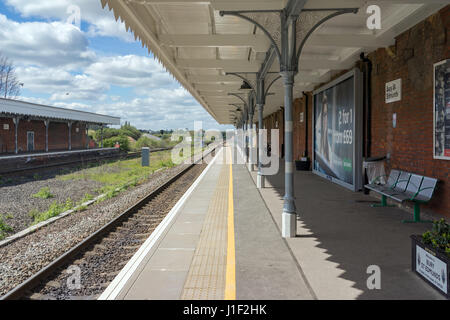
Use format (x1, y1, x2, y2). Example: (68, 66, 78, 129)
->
(99, 144, 445, 300)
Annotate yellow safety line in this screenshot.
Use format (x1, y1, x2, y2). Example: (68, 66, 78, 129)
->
(225, 148, 236, 300)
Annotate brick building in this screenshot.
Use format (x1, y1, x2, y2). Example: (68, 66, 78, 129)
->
(262, 6, 450, 217)
(0, 98, 120, 155)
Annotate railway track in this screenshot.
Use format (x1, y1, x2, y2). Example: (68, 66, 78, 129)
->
(1, 147, 217, 300)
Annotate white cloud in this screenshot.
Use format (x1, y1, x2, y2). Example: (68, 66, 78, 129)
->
(85, 55, 175, 90)
(15, 66, 108, 101)
(5, 0, 134, 42)
(0, 3, 229, 130)
(0, 14, 95, 68)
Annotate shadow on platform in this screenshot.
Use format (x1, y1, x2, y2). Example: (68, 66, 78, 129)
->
(248, 163, 445, 300)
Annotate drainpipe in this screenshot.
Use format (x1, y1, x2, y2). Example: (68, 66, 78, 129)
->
(360, 53, 372, 158)
(302, 92, 309, 158)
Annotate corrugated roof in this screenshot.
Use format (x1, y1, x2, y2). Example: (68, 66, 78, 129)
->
(0, 98, 121, 125)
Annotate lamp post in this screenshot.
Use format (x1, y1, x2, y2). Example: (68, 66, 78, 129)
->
(221, 1, 358, 238)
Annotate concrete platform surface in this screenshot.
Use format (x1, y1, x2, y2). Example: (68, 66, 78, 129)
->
(101, 142, 445, 300)
(101, 146, 315, 300)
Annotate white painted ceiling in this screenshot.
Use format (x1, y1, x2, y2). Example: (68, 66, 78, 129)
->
(101, 0, 448, 126)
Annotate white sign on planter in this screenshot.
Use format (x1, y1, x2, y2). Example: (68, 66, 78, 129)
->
(416, 245, 448, 294)
(386, 79, 402, 103)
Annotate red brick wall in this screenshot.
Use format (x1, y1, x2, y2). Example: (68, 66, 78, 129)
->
(264, 109, 284, 157)
(71, 122, 87, 149)
(368, 6, 450, 216)
(292, 93, 313, 162)
(0, 118, 15, 153)
(17, 119, 46, 152)
(48, 122, 69, 150)
(264, 6, 450, 217)
(0, 118, 89, 154)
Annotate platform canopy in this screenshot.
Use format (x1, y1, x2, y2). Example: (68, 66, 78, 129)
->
(100, 0, 447, 125)
(0, 98, 121, 125)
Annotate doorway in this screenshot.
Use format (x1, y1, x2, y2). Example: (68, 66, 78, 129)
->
(27, 131, 34, 152)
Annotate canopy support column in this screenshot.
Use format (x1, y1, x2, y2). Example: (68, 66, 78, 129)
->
(12, 116, 20, 154)
(257, 103, 265, 188)
(68, 121, 73, 151)
(280, 71, 296, 237)
(248, 105, 254, 171)
(44, 120, 50, 152)
(100, 125, 104, 148)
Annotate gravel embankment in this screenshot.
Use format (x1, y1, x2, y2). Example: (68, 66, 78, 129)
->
(0, 177, 103, 234)
(0, 163, 192, 297)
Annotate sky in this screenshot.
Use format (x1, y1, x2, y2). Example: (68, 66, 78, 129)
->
(0, 0, 233, 131)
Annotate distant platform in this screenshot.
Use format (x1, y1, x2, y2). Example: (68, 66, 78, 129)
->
(100, 146, 312, 300)
(0, 148, 121, 174)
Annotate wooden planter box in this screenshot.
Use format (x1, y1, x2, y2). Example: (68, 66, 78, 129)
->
(411, 235, 449, 299)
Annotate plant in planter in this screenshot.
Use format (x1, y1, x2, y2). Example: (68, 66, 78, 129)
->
(411, 218, 450, 298)
(422, 219, 450, 257)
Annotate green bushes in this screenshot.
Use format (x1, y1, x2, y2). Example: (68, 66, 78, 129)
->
(120, 122, 142, 141)
(29, 199, 74, 225)
(103, 135, 130, 152)
(135, 136, 167, 150)
(422, 219, 450, 257)
(92, 123, 141, 152)
(0, 214, 13, 240)
(32, 187, 54, 199)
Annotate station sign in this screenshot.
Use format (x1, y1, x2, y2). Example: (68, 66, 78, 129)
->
(415, 245, 448, 295)
(385, 79, 402, 103)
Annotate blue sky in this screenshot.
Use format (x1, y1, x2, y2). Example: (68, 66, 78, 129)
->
(0, 0, 232, 131)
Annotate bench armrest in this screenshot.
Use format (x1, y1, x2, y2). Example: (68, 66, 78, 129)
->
(410, 187, 435, 201)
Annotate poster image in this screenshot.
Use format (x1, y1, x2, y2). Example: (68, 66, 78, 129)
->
(434, 59, 450, 160)
(313, 69, 362, 191)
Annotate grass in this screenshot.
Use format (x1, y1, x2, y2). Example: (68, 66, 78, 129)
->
(27, 148, 203, 226)
(32, 187, 54, 199)
(29, 199, 74, 225)
(0, 214, 13, 240)
(59, 150, 176, 197)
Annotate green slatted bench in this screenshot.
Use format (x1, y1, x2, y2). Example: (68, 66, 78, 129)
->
(365, 170, 438, 223)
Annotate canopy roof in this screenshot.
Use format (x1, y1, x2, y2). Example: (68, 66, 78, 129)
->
(101, 0, 447, 125)
(0, 98, 121, 125)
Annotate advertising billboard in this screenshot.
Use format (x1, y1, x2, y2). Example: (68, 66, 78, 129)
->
(313, 69, 363, 191)
(434, 59, 450, 160)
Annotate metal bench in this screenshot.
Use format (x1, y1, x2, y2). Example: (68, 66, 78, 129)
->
(365, 170, 438, 223)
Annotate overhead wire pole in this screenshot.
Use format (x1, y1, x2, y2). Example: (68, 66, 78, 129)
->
(229, 92, 250, 163)
(221, 0, 358, 238)
(226, 72, 257, 171)
(226, 70, 281, 186)
(247, 92, 255, 171)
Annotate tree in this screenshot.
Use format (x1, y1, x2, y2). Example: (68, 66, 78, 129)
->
(0, 54, 22, 99)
